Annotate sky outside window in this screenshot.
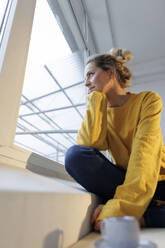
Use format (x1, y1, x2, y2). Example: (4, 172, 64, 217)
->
(15, 0, 85, 164)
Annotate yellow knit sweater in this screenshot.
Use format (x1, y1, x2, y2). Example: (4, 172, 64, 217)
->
(77, 90, 165, 221)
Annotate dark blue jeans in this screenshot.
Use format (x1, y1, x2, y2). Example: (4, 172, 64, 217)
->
(65, 145, 165, 227)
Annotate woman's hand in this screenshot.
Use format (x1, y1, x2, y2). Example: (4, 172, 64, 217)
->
(91, 204, 104, 232)
(91, 204, 145, 231)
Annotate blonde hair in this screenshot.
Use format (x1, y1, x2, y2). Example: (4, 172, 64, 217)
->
(86, 48, 133, 88)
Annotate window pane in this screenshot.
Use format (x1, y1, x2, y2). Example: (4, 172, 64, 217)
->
(0, 0, 12, 46)
(15, 0, 86, 165)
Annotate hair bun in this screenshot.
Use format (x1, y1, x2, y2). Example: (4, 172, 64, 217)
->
(123, 50, 132, 62)
(108, 48, 133, 63)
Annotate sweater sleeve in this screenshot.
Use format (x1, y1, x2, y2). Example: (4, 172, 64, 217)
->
(77, 91, 108, 150)
(97, 91, 163, 221)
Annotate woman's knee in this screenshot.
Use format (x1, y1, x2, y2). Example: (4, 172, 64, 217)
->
(65, 145, 83, 172)
(65, 145, 94, 173)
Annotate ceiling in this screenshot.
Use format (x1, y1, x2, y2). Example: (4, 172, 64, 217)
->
(48, 0, 165, 85)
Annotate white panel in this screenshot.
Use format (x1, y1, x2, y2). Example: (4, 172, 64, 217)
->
(22, 66, 60, 99)
(48, 50, 84, 88)
(68, 133, 78, 141)
(21, 0, 71, 100)
(65, 83, 86, 105)
(35, 91, 71, 109)
(21, 115, 56, 130)
(50, 133, 76, 147)
(47, 108, 82, 130)
(17, 119, 36, 131)
(18, 105, 33, 115)
(77, 105, 87, 117)
(15, 134, 56, 154)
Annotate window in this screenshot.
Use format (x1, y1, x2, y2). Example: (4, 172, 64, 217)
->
(0, 0, 12, 46)
(0, 0, 13, 71)
(15, 0, 86, 165)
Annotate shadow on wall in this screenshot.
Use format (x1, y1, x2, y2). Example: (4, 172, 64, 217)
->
(42, 194, 102, 248)
(43, 229, 64, 248)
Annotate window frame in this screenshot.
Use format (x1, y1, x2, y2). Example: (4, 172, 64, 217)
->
(0, 0, 74, 181)
(0, 0, 37, 168)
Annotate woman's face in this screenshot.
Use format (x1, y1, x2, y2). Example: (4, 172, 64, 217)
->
(84, 62, 111, 94)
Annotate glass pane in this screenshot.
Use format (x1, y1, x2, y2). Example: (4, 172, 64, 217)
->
(65, 83, 86, 105)
(34, 91, 71, 110)
(48, 134, 75, 147)
(15, 134, 57, 154)
(0, 1, 8, 26)
(77, 105, 87, 116)
(0, 0, 12, 45)
(22, 67, 60, 100)
(15, 0, 86, 165)
(48, 50, 84, 88)
(18, 105, 33, 115)
(47, 108, 83, 130)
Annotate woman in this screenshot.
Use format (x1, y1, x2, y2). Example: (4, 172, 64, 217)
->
(65, 48, 165, 232)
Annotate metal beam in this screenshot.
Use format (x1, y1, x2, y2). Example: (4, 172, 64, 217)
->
(17, 123, 66, 153)
(15, 140, 47, 157)
(20, 97, 75, 148)
(18, 117, 68, 150)
(16, 129, 78, 135)
(22, 80, 84, 106)
(44, 65, 84, 119)
(20, 102, 85, 118)
(21, 94, 76, 145)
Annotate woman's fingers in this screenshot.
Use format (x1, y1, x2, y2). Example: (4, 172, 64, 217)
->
(91, 205, 104, 224)
(91, 210, 98, 224)
(139, 217, 146, 228)
(94, 220, 102, 232)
